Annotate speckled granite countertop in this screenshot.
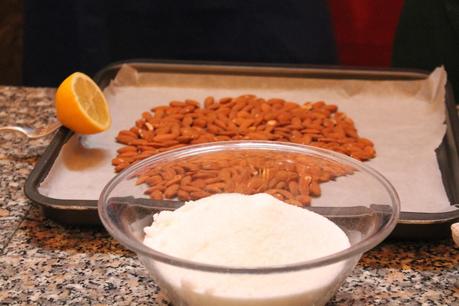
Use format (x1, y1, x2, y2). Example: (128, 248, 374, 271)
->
(0, 85, 458, 305)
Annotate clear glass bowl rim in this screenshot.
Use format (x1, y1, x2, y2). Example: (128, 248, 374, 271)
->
(98, 140, 400, 274)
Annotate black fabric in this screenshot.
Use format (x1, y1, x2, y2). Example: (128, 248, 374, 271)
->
(23, 0, 336, 86)
(392, 0, 459, 102)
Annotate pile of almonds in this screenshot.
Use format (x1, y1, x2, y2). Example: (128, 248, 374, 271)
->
(113, 95, 376, 173)
(112, 95, 375, 205)
(134, 151, 354, 206)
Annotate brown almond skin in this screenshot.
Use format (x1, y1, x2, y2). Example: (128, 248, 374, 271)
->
(114, 164, 128, 172)
(115, 135, 136, 145)
(309, 180, 321, 197)
(205, 182, 226, 193)
(181, 185, 204, 193)
(153, 133, 177, 142)
(117, 146, 137, 153)
(119, 130, 138, 138)
(190, 191, 212, 200)
(164, 184, 180, 198)
(111, 158, 125, 166)
(149, 190, 163, 200)
(165, 175, 183, 187)
(177, 189, 191, 201)
(145, 175, 162, 186)
(118, 151, 137, 158)
(288, 181, 300, 196)
(180, 175, 192, 186)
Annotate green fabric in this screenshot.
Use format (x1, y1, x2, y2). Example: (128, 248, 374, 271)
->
(393, 0, 459, 102)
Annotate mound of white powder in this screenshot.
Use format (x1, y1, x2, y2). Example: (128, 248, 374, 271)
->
(142, 193, 353, 306)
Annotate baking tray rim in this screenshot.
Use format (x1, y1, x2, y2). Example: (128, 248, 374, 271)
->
(24, 59, 459, 228)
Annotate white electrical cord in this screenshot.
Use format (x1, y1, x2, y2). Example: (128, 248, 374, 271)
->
(452, 223, 459, 247)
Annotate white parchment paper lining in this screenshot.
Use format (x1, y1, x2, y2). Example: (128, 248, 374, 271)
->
(39, 64, 456, 213)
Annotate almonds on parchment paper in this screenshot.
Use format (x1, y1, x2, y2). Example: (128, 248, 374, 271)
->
(113, 95, 376, 173)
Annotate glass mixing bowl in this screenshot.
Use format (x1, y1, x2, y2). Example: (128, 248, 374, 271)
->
(98, 141, 400, 306)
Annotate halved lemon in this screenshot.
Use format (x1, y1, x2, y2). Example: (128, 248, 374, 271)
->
(55, 72, 111, 134)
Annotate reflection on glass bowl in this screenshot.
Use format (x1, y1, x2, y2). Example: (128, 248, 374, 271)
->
(98, 141, 400, 306)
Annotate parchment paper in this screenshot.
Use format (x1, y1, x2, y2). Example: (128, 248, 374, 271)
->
(39, 64, 456, 213)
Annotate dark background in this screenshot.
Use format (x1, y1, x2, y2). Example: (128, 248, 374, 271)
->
(2, 0, 459, 101)
(0, 0, 23, 85)
(0, 0, 403, 86)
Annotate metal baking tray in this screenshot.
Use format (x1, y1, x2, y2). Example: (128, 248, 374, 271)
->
(25, 60, 459, 239)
